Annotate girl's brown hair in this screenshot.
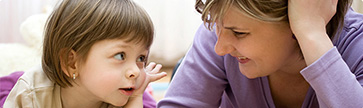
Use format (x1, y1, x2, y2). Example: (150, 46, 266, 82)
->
(195, 0, 352, 40)
(42, 0, 154, 87)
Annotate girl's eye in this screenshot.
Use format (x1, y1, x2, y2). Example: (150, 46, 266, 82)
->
(137, 55, 146, 62)
(114, 52, 126, 60)
(233, 31, 249, 38)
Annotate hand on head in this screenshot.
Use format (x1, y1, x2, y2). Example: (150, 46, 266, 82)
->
(133, 62, 167, 97)
(287, 0, 337, 65)
(288, 0, 338, 37)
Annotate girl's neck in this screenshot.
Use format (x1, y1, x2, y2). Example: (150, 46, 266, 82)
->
(60, 84, 103, 108)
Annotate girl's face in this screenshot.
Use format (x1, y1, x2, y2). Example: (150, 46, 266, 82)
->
(215, 6, 303, 79)
(76, 39, 148, 106)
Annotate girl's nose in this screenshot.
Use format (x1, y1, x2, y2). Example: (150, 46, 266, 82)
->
(125, 63, 140, 79)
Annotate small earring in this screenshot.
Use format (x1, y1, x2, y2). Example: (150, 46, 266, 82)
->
(72, 73, 76, 80)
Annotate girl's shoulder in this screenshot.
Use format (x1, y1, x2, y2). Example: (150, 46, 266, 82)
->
(4, 64, 61, 108)
(19, 64, 54, 88)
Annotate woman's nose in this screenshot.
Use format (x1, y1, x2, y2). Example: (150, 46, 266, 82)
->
(125, 63, 140, 79)
(214, 31, 235, 56)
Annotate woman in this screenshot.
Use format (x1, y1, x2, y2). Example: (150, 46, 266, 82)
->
(158, 0, 363, 107)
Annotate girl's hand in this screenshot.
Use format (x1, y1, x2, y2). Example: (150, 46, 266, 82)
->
(134, 62, 167, 96)
(288, 0, 337, 65)
(124, 62, 166, 108)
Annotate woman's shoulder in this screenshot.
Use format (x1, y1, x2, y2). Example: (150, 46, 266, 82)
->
(194, 24, 217, 42)
(335, 8, 363, 46)
(343, 8, 363, 30)
(338, 8, 363, 41)
(333, 8, 363, 73)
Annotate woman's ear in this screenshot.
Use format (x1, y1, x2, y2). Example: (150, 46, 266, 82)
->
(292, 34, 296, 40)
(60, 49, 78, 78)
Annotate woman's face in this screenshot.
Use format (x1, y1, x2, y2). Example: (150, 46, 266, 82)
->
(215, 6, 303, 79)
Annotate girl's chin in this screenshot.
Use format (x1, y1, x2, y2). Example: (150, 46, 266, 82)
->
(108, 97, 129, 107)
(111, 102, 127, 107)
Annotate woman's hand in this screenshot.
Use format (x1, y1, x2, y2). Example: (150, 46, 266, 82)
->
(288, 0, 337, 65)
(288, 0, 338, 36)
(124, 62, 167, 108)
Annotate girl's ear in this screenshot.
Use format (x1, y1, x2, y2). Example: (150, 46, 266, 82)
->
(60, 49, 78, 78)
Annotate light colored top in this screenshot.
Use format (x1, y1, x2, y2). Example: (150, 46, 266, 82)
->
(158, 8, 363, 108)
(3, 65, 63, 108)
(2, 65, 114, 108)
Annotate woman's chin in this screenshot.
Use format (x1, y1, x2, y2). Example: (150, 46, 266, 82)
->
(239, 67, 262, 79)
(242, 73, 260, 79)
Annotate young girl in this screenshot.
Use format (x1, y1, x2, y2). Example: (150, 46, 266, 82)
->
(3, 0, 166, 107)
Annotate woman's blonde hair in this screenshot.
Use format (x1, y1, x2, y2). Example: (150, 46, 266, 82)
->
(196, 0, 352, 39)
(42, 0, 154, 87)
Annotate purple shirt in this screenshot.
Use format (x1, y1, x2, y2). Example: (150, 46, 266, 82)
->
(158, 8, 363, 108)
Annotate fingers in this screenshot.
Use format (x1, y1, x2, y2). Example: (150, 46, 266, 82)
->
(145, 62, 162, 74)
(144, 61, 167, 82)
(148, 72, 167, 82)
(150, 64, 162, 74)
(145, 62, 156, 71)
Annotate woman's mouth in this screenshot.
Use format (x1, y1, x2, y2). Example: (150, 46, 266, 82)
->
(237, 56, 250, 64)
(119, 87, 134, 96)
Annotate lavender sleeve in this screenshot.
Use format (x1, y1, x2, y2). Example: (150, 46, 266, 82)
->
(157, 24, 228, 107)
(143, 91, 156, 108)
(301, 9, 363, 107)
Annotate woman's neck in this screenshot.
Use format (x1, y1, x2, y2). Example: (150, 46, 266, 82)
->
(276, 47, 308, 77)
(269, 54, 308, 85)
(268, 59, 310, 108)
(60, 84, 103, 108)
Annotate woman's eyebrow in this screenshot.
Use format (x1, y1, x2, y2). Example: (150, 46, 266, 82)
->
(224, 26, 249, 31)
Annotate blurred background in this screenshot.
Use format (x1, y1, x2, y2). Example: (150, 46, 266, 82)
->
(0, 0, 202, 68)
(0, 0, 362, 102)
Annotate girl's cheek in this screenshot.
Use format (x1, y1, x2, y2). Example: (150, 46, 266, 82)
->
(136, 71, 146, 88)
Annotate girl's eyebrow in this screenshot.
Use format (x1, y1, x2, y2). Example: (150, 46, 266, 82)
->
(112, 43, 149, 53)
(110, 43, 131, 49)
(118, 44, 131, 48)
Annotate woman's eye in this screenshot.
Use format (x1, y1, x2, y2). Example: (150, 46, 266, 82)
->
(137, 55, 146, 62)
(233, 31, 249, 37)
(114, 52, 126, 60)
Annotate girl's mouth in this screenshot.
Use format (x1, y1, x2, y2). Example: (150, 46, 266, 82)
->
(119, 87, 134, 96)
